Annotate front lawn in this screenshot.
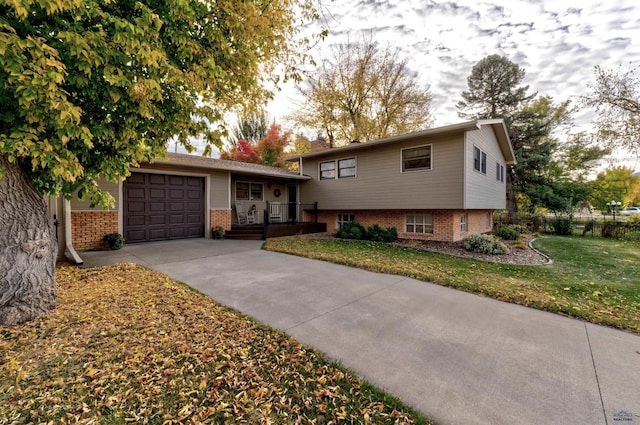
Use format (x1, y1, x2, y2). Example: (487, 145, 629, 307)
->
(264, 236, 640, 334)
(0, 264, 431, 424)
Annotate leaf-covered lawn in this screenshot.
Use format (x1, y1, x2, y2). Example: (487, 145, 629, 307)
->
(0, 264, 431, 425)
(264, 236, 640, 334)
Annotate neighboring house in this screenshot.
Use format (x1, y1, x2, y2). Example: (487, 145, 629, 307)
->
(51, 119, 514, 257)
(287, 119, 515, 243)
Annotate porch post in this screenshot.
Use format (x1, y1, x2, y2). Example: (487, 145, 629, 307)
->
(314, 202, 318, 224)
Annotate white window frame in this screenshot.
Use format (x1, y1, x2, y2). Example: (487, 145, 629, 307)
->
(496, 163, 504, 182)
(337, 213, 355, 229)
(405, 214, 434, 234)
(235, 181, 263, 201)
(401, 144, 432, 173)
(460, 213, 467, 233)
(474, 146, 487, 175)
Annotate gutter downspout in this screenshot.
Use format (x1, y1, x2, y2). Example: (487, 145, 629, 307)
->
(64, 199, 83, 265)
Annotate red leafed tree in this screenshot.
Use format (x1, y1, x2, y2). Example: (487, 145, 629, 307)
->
(220, 140, 260, 163)
(256, 124, 291, 168)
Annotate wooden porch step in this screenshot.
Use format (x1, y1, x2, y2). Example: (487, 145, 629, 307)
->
(224, 224, 264, 240)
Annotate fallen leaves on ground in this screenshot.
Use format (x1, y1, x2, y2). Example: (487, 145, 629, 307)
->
(0, 264, 430, 424)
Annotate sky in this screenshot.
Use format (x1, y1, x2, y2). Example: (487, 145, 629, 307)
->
(263, 0, 639, 168)
(182, 0, 640, 170)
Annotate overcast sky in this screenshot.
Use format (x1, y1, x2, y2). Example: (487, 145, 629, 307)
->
(263, 0, 640, 165)
(182, 0, 639, 169)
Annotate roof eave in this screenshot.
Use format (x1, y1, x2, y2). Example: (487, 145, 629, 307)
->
(146, 158, 310, 181)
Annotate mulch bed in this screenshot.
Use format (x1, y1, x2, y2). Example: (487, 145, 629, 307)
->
(393, 236, 551, 265)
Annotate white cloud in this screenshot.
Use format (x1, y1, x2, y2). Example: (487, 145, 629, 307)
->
(270, 0, 640, 138)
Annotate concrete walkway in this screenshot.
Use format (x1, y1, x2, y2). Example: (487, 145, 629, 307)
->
(80, 239, 640, 425)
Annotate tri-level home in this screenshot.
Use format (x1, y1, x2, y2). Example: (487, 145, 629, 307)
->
(52, 119, 514, 259)
(288, 119, 515, 242)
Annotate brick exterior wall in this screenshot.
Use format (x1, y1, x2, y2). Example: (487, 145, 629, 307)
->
(210, 209, 232, 232)
(317, 209, 493, 242)
(71, 211, 118, 251)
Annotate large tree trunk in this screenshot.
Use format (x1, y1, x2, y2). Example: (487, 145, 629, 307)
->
(0, 154, 57, 326)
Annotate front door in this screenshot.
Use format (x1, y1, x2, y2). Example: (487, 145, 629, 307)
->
(287, 184, 298, 222)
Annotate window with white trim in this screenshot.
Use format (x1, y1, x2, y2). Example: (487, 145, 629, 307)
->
(235, 182, 263, 201)
(474, 147, 487, 174)
(402, 145, 432, 172)
(338, 158, 356, 178)
(460, 213, 467, 233)
(337, 213, 355, 229)
(405, 214, 433, 234)
(496, 163, 504, 182)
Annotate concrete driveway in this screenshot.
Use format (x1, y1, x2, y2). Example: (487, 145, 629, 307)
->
(81, 239, 640, 425)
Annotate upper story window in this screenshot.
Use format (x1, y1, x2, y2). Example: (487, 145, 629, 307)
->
(236, 181, 263, 201)
(496, 163, 505, 183)
(474, 146, 487, 174)
(402, 145, 432, 172)
(320, 161, 336, 179)
(321, 157, 356, 179)
(338, 158, 357, 178)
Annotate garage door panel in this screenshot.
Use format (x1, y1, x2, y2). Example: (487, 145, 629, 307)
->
(128, 173, 146, 184)
(149, 202, 166, 212)
(127, 230, 146, 243)
(169, 214, 185, 224)
(169, 176, 184, 185)
(127, 201, 145, 213)
(168, 227, 186, 238)
(149, 175, 166, 185)
(148, 214, 166, 225)
(124, 172, 204, 244)
(149, 228, 168, 240)
(127, 188, 145, 199)
(169, 202, 185, 212)
(150, 188, 165, 199)
(187, 213, 201, 223)
(127, 216, 145, 226)
(168, 189, 184, 199)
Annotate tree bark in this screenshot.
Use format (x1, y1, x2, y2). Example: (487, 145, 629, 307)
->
(0, 154, 57, 326)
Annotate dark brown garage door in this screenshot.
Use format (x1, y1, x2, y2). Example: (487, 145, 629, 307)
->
(124, 172, 205, 243)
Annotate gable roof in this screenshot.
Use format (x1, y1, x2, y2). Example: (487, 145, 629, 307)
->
(147, 152, 309, 180)
(288, 119, 516, 165)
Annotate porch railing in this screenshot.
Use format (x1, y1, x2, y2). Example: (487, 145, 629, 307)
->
(263, 201, 318, 225)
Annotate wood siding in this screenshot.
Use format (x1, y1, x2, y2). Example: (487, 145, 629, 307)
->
(464, 126, 507, 209)
(300, 135, 465, 210)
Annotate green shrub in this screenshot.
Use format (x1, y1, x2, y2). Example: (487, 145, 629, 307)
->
(366, 224, 398, 243)
(601, 222, 624, 239)
(493, 225, 521, 240)
(464, 234, 509, 255)
(550, 216, 573, 236)
(103, 233, 124, 250)
(212, 226, 224, 239)
(336, 221, 366, 240)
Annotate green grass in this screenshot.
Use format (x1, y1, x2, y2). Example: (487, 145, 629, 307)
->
(264, 236, 640, 333)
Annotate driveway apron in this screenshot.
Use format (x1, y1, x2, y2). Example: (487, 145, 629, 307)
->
(82, 239, 640, 425)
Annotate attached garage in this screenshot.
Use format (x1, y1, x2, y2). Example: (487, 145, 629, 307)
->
(124, 172, 205, 243)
